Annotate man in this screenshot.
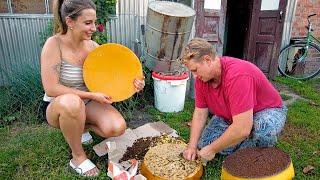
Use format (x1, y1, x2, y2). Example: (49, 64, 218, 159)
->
(181, 38, 287, 161)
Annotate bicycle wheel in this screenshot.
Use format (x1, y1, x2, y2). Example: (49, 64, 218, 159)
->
(278, 42, 320, 80)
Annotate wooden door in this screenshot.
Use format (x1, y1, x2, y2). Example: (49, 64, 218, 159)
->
(195, 0, 227, 55)
(244, 0, 287, 79)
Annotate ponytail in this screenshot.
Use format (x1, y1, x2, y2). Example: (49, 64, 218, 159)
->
(53, 0, 64, 34)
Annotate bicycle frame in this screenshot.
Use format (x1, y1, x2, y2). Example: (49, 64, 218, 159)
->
(294, 14, 320, 62)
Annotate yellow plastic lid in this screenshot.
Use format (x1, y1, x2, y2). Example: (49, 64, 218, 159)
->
(83, 43, 143, 102)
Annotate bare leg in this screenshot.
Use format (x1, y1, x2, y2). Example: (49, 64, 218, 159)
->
(85, 101, 126, 138)
(46, 94, 99, 176)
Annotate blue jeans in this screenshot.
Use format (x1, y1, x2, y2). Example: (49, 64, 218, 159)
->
(198, 105, 288, 155)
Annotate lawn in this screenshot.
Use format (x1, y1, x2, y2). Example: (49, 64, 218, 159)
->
(0, 77, 319, 179)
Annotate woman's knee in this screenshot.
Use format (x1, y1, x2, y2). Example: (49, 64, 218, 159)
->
(55, 94, 85, 118)
(113, 118, 126, 136)
(101, 117, 126, 137)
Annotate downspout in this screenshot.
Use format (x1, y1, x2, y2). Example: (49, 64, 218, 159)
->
(281, 0, 298, 48)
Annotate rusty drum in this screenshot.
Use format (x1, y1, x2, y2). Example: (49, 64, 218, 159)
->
(144, 1, 195, 73)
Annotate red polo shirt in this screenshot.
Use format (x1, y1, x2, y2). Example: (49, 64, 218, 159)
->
(195, 56, 282, 123)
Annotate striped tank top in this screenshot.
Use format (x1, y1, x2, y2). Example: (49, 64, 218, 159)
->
(43, 60, 89, 102)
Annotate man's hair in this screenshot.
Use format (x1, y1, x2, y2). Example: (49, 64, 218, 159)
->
(180, 38, 216, 63)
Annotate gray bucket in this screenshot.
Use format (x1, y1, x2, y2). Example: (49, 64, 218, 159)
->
(144, 1, 195, 73)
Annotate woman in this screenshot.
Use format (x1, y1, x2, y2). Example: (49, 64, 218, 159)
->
(40, 0, 145, 177)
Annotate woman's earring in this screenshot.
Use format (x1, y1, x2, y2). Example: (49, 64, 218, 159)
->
(69, 27, 73, 30)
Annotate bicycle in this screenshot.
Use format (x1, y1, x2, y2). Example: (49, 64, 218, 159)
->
(278, 13, 320, 80)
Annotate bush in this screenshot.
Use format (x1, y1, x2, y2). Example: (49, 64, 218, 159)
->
(0, 65, 44, 126)
(113, 66, 154, 119)
(92, 0, 116, 44)
(39, 20, 54, 47)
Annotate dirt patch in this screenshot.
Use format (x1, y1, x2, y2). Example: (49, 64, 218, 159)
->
(223, 147, 291, 178)
(314, 83, 320, 93)
(280, 123, 316, 143)
(126, 109, 154, 129)
(271, 81, 292, 92)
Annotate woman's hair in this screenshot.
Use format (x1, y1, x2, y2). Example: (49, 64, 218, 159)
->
(53, 0, 96, 34)
(180, 38, 216, 63)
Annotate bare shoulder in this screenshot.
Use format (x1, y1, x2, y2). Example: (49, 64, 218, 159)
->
(42, 35, 60, 54)
(43, 35, 60, 47)
(41, 35, 61, 64)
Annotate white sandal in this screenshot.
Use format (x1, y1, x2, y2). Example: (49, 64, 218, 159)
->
(69, 159, 100, 177)
(81, 132, 93, 144)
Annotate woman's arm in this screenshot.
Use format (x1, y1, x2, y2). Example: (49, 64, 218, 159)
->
(40, 36, 93, 99)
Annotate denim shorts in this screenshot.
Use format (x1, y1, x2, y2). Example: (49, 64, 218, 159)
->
(198, 105, 288, 155)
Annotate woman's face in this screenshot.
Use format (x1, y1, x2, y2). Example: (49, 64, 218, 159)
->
(68, 8, 97, 40)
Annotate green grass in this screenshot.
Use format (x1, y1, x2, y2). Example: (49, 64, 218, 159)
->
(0, 123, 110, 179)
(280, 93, 292, 101)
(275, 77, 320, 102)
(0, 76, 319, 179)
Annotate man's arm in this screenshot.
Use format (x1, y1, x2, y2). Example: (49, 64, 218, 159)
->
(198, 109, 253, 160)
(183, 107, 209, 160)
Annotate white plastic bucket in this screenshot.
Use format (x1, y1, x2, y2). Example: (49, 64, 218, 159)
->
(152, 72, 189, 112)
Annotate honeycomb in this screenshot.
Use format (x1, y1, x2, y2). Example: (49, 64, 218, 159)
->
(143, 143, 201, 179)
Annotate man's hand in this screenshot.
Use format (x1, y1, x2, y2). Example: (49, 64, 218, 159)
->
(183, 146, 198, 161)
(197, 145, 216, 161)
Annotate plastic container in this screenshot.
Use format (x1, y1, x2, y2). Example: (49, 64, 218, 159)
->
(221, 161, 294, 180)
(152, 72, 189, 112)
(221, 147, 295, 180)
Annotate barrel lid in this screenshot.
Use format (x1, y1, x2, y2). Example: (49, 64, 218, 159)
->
(152, 72, 189, 80)
(149, 1, 195, 17)
(83, 43, 143, 102)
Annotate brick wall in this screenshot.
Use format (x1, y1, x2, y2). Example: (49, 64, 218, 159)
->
(292, 0, 320, 38)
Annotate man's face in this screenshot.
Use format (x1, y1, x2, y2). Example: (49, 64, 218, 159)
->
(185, 55, 221, 85)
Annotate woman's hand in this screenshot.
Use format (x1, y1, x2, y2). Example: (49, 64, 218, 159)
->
(133, 77, 145, 92)
(183, 146, 198, 161)
(197, 145, 216, 161)
(90, 92, 112, 104)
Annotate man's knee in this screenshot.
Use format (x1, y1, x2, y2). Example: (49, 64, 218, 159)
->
(257, 134, 278, 147)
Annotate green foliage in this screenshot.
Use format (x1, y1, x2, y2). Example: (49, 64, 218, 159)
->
(0, 65, 44, 127)
(280, 93, 292, 101)
(39, 20, 54, 47)
(147, 99, 194, 140)
(92, 0, 117, 44)
(93, 0, 116, 24)
(92, 31, 108, 45)
(114, 65, 154, 120)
